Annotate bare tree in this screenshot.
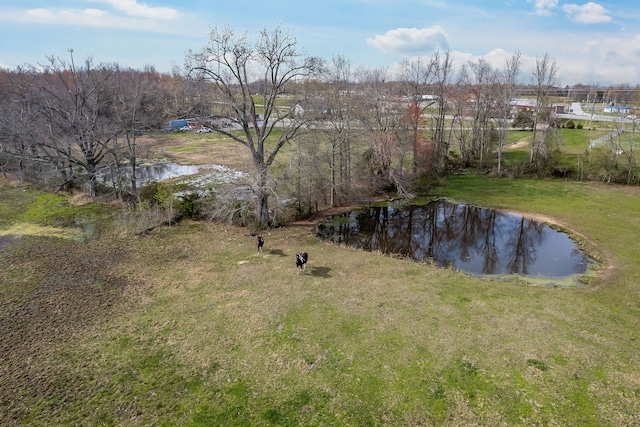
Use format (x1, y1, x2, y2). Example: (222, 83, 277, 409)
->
(186, 25, 323, 227)
(111, 66, 174, 201)
(289, 130, 327, 217)
(461, 57, 498, 166)
(0, 53, 121, 195)
(0, 67, 43, 181)
(448, 78, 473, 165)
(530, 53, 558, 164)
(623, 117, 638, 184)
(495, 51, 522, 175)
(31, 52, 120, 196)
(430, 50, 453, 175)
(356, 67, 400, 191)
(399, 57, 435, 174)
(322, 54, 359, 206)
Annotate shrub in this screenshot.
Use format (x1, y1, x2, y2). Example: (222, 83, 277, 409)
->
(140, 181, 175, 210)
(178, 192, 201, 219)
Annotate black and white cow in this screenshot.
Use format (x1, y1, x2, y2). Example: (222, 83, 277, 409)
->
(256, 235, 264, 254)
(296, 252, 308, 274)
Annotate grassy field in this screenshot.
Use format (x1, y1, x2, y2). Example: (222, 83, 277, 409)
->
(1, 171, 640, 426)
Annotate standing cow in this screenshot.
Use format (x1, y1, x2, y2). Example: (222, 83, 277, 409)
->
(296, 252, 308, 274)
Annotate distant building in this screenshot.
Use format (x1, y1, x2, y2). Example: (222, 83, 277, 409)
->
(603, 105, 631, 114)
(511, 99, 537, 108)
(509, 99, 536, 117)
(169, 119, 197, 129)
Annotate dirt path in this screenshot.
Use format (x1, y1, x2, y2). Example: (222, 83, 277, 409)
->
(507, 139, 530, 149)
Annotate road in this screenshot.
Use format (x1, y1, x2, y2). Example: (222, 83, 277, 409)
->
(557, 102, 627, 123)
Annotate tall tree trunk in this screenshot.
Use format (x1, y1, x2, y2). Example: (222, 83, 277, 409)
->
(258, 167, 270, 227)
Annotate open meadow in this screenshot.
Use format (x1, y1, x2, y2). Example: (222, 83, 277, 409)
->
(1, 128, 640, 426)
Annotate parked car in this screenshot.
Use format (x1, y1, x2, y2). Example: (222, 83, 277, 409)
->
(196, 127, 213, 133)
(179, 126, 192, 132)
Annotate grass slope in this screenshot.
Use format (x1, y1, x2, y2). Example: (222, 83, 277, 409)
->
(1, 177, 639, 426)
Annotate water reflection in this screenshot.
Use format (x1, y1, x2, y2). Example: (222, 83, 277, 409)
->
(317, 200, 594, 278)
(134, 163, 202, 182)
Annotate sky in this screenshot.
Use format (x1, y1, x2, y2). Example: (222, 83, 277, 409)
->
(0, 0, 639, 86)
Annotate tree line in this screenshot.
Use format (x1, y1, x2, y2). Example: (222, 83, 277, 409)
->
(1, 26, 639, 227)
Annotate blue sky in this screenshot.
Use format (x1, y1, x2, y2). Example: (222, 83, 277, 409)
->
(1, 0, 639, 86)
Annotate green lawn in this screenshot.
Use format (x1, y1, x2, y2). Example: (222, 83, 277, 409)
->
(1, 175, 640, 426)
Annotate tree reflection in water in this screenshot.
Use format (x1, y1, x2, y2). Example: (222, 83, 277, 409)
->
(317, 200, 594, 278)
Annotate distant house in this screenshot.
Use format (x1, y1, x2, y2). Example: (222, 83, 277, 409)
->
(169, 119, 197, 129)
(511, 99, 537, 109)
(509, 99, 536, 117)
(511, 99, 569, 116)
(603, 105, 631, 114)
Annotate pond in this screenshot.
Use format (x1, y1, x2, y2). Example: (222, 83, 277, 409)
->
(102, 162, 247, 189)
(317, 199, 596, 285)
(135, 163, 202, 181)
(102, 162, 203, 183)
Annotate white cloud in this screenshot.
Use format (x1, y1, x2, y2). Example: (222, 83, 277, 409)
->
(583, 34, 640, 67)
(481, 48, 515, 67)
(555, 34, 640, 84)
(527, 0, 559, 16)
(563, 2, 611, 24)
(447, 50, 538, 82)
(395, 32, 640, 86)
(89, 0, 179, 20)
(391, 48, 536, 85)
(0, 3, 190, 35)
(367, 26, 449, 55)
(25, 8, 110, 26)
